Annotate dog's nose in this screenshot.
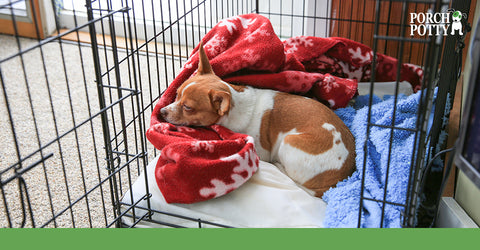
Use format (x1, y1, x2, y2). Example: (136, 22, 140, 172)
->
(160, 107, 168, 118)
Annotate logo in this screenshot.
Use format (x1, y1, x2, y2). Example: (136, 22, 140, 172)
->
(451, 10, 466, 35)
(410, 9, 466, 36)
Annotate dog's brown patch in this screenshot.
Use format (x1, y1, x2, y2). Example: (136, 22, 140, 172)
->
(259, 92, 352, 155)
(259, 92, 356, 197)
(302, 132, 356, 197)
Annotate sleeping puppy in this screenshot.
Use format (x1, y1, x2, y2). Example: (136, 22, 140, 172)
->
(160, 43, 355, 197)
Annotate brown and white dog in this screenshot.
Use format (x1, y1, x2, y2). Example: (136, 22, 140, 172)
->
(160, 44, 356, 197)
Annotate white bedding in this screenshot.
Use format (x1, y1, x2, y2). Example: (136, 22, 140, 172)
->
(357, 81, 413, 98)
(120, 81, 414, 228)
(120, 155, 327, 228)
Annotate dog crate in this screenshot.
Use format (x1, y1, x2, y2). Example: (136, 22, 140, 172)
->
(0, 0, 472, 228)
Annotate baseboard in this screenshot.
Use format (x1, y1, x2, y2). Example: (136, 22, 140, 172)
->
(435, 197, 479, 228)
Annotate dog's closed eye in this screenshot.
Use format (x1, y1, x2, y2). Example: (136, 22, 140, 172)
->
(183, 104, 194, 113)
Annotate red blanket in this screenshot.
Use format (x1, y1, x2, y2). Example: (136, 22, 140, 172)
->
(147, 13, 423, 204)
(151, 124, 258, 204)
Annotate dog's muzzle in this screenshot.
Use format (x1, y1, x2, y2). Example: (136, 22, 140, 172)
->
(160, 107, 169, 120)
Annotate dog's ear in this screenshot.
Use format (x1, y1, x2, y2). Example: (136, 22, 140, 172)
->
(197, 41, 214, 75)
(209, 89, 231, 116)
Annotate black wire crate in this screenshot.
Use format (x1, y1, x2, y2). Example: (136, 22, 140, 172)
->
(0, 0, 472, 228)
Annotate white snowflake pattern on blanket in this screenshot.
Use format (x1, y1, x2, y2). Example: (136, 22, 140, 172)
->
(206, 34, 228, 57)
(323, 75, 339, 93)
(218, 16, 257, 34)
(244, 22, 271, 43)
(337, 61, 366, 80)
(241, 48, 261, 64)
(199, 137, 258, 198)
(348, 47, 372, 64)
(284, 37, 314, 54)
(191, 141, 215, 153)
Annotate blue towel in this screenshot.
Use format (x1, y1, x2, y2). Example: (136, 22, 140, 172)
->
(323, 89, 434, 228)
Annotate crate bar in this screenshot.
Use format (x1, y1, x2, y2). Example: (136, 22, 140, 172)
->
(70, 1, 110, 227)
(96, 0, 120, 191)
(121, 213, 186, 228)
(379, 0, 410, 228)
(123, 0, 151, 221)
(85, 0, 123, 228)
(119, 204, 234, 228)
(107, 0, 134, 212)
(106, 193, 151, 228)
(0, 154, 54, 187)
(361, 197, 407, 208)
(374, 35, 430, 43)
(51, 0, 96, 227)
(358, 0, 383, 228)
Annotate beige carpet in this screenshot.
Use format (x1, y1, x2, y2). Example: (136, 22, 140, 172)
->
(0, 33, 181, 227)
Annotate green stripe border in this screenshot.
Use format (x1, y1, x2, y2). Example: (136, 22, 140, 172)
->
(0, 228, 478, 249)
